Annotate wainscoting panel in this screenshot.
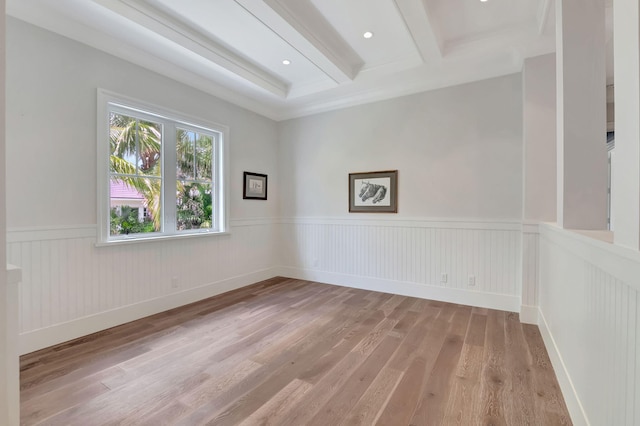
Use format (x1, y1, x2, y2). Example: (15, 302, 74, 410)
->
(539, 224, 640, 426)
(520, 223, 540, 323)
(7, 219, 279, 354)
(279, 218, 522, 312)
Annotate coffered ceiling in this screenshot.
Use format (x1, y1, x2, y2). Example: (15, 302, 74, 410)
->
(8, 0, 558, 120)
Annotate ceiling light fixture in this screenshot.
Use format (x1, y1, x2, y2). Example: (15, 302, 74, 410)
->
(363, 31, 374, 39)
(282, 59, 291, 65)
(480, 0, 488, 2)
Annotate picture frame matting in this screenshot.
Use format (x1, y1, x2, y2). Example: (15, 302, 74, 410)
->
(243, 171, 268, 200)
(348, 170, 398, 213)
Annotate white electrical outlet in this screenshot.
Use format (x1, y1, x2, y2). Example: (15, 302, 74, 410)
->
(171, 277, 180, 288)
(468, 275, 476, 286)
(441, 273, 448, 284)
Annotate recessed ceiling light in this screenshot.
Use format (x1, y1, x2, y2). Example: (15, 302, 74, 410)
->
(480, 0, 488, 2)
(282, 59, 291, 65)
(363, 31, 374, 39)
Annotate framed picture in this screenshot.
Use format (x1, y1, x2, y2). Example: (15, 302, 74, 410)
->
(243, 171, 268, 200)
(349, 170, 398, 213)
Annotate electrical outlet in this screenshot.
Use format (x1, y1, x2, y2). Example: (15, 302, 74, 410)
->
(468, 275, 476, 287)
(171, 277, 180, 289)
(441, 273, 448, 284)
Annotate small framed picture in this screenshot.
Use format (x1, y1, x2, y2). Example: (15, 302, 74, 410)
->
(349, 170, 398, 213)
(243, 171, 268, 200)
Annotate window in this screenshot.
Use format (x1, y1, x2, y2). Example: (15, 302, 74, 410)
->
(97, 90, 228, 244)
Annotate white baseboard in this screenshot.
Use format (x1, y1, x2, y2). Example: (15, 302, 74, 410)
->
(537, 309, 589, 426)
(519, 304, 539, 324)
(278, 267, 520, 313)
(19, 267, 279, 355)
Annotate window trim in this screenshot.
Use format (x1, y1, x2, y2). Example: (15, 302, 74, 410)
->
(97, 89, 230, 245)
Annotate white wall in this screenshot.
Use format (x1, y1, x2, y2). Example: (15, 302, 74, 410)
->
(6, 18, 280, 353)
(279, 74, 523, 219)
(278, 75, 524, 311)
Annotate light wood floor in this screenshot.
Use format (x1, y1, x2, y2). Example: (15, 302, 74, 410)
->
(20, 277, 571, 425)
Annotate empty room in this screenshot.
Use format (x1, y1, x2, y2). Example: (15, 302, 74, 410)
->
(1, 0, 639, 425)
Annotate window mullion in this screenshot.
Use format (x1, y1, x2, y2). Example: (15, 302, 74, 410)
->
(214, 135, 221, 231)
(164, 122, 178, 234)
(135, 119, 140, 175)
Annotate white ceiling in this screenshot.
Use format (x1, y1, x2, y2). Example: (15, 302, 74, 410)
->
(8, 0, 560, 120)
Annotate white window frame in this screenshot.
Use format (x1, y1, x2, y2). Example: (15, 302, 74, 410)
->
(97, 89, 229, 245)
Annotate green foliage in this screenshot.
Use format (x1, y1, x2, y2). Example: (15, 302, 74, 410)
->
(176, 183, 212, 230)
(110, 206, 155, 235)
(110, 113, 161, 174)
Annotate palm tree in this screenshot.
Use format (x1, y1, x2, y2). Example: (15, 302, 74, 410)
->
(109, 113, 162, 232)
(176, 129, 212, 180)
(176, 129, 213, 230)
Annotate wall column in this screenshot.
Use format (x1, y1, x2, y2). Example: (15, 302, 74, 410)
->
(612, 0, 640, 250)
(0, 0, 13, 424)
(523, 54, 557, 223)
(520, 53, 557, 324)
(556, 0, 608, 230)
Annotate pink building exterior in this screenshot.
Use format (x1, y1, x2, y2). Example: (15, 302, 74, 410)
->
(110, 180, 146, 221)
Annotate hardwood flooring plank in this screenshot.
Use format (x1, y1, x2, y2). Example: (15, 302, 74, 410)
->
(20, 380, 110, 425)
(237, 379, 313, 426)
(20, 365, 127, 404)
(136, 401, 192, 426)
(340, 366, 403, 426)
(100, 321, 285, 391)
(443, 345, 484, 425)
(307, 335, 402, 425)
(387, 305, 441, 371)
(296, 312, 386, 385)
(248, 305, 347, 365)
(375, 355, 428, 426)
(272, 320, 399, 425)
(409, 306, 471, 425)
(21, 345, 150, 397)
(111, 372, 210, 426)
(379, 294, 406, 317)
(479, 309, 508, 426)
(20, 322, 154, 383)
(465, 313, 488, 347)
(177, 359, 263, 410)
(204, 317, 399, 426)
(377, 304, 460, 425)
(504, 312, 537, 426)
(44, 369, 209, 425)
(523, 324, 572, 424)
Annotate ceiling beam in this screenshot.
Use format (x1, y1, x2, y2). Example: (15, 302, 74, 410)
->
(94, 0, 289, 98)
(394, 0, 444, 63)
(234, 0, 362, 85)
